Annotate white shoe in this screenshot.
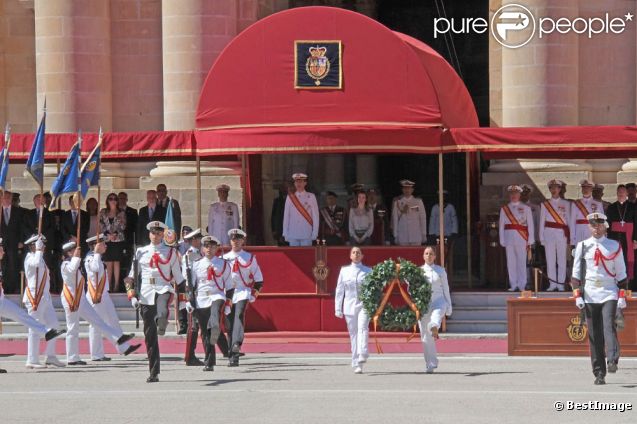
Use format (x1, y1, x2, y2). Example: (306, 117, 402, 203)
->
(507, 288, 516, 292)
(45, 357, 66, 368)
(354, 366, 363, 374)
(425, 367, 435, 374)
(357, 355, 368, 364)
(25, 363, 46, 369)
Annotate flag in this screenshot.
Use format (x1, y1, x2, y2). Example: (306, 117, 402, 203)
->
(0, 125, 11, 191)
(80, 136, 101, 198)
(26, 111, 46, 187)
(165, 197, 175, 231)
(49, 141, 81, 208)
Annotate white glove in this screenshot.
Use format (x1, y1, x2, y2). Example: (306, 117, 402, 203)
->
(224, 300, 232, 316)
(618, 297, 627, 309)
(131, 297, 140, 310)
(575, 297, 585, 310)
(335, 311, 344, 319)
(185, 302, 194, 314)
(446, 307, 453, 317)
(35, 237, 44, 250)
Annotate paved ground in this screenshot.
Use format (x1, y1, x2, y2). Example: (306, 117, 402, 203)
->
(0, 353, 636, 423)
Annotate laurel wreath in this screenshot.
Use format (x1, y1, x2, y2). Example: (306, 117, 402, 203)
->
(360, 259, 432, 331)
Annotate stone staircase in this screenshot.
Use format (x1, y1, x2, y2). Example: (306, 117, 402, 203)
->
(0, 291, 576, 336)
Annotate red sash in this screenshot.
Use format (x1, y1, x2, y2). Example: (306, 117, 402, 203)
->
(88, 272, 107, 304)
(208, 261, 228, 291)
(232, 255, 255, 288)
(542, 201, 570, 240)
(289, 193, 313, 227)
(150, 249, 174, 282)
(25, 268, 48, 311)
(594, 246, 623, 278)
(63, 270, 85, 312)
(502, 205, 528, 242)
(574, 200, 589, 220)
(610, 221, 634, 279)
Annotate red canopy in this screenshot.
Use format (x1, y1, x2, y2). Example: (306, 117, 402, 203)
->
(445, 126, 637, 159)
(195, 6, 477, 155)
(1, 131, 195, 161)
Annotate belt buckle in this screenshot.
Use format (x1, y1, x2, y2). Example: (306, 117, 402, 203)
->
(594, 280, 602, 288)
(149, 277, 156, 285)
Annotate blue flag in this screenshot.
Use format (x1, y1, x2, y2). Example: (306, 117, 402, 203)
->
(26, 113, 46, 187)
(0, 130, 11, 191)
(49, 142, 80, 208)
(165, 197, 175, 231)
(80, 141, 101, 198)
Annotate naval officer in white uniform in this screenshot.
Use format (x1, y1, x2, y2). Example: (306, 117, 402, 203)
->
(571, 212, 627, 385)
(391, 180, 427, 246)
(207, 184, 240, 246)
(283, 173, 319, 246)
(418, 246, 452, 373)
(335, 246, 371, 374)
(539, 179, 571, 291)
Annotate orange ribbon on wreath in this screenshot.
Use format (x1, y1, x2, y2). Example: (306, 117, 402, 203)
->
(371, 263, 421, 354)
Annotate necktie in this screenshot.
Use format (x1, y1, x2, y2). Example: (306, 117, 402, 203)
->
(3, 208, 8, 223)
(72, 210, 77, 224)
(149, 207, 154, 219)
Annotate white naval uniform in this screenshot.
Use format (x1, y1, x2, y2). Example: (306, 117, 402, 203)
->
(191, 256, 232, 307)
(418, 263, 452, 370)
(499, 202, 535, 291)
(392, 195, 427, 245)
(128, 243, 181, 305)
(283, 191, 319, 246)
(207, 201, 240, 246)
(223, 249, 263, 303)
(569, 197, 604, 245)
(0, 282, 48, 338)
(539, 198, 571, 291)
(572, 236, 626, 304)
(523, 201, 541, 243)
(428, 203, 458, 238)
(182, 246, 203, 282)
(61, 257, 128, 362)
(335, 262, 371, 368)
(23, 250, 61, 365)
(84, 252, 130, 359)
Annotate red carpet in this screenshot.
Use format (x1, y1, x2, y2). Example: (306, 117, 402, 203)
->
(0, 332, 506, 356)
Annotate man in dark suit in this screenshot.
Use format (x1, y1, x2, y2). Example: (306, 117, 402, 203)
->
(1, 191, 27, 293)
(118, 191, 138, 283)
(271, 182, 288, 246)
(156, 184, 181, 233)
(61, 195, 90, 255)
(25, 194, 60, 291)
(319, 191, 347, 245)
(137, 190, 166, 246)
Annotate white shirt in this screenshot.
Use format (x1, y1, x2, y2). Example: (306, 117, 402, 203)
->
(569, 196, 604, 245)
(335, 262, 371, 316)
(84, 252, 111, 306)
(421, 263, 452, 314)
(127, 243, 182, 305)
(61, 257, 82, 290)
(283, 191, 319, 241)
(190, 256, 232, 308)
(499, 202, 535, 246)
(223, 249, 263, 303)
(348, 207, 374, 241)
(207, 201, 240, 245)
(539, 197, 571, 243)
(572, 236, 626, 303)
(22, 250, 51, 307)
(391, 195, 427, 244)
(428, 203, 458, 237)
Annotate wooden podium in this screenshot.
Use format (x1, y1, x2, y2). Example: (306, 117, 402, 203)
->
(507, 297, 637, 356)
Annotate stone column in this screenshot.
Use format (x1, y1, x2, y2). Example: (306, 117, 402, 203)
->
(34, 0, 112, 132)
(323, 154, 345, 194)
(355, 155, 378, 188)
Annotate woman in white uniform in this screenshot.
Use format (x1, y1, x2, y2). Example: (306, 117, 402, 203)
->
(419, 246, 452, 373)
(335, 246, 371, 374)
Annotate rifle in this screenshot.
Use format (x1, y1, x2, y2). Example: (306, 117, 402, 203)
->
(578, 242, 590, 322)
(132, 234, 140, 329)
(184, 254, 197, 309)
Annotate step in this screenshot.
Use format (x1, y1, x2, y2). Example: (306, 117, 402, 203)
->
(445, 319, 508, 334)
(448, 306, 507, 321)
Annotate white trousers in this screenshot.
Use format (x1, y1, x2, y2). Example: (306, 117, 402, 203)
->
(344, 309, 369, 368)
(87, 292, 127, 359)
(505, 242, 527, 290)
(26, 298, 60, 365)
(62, 295, 126, 363)
(418, 296, 446, 369)
(0, 297, 47, 335)
(543, 237, 567, 291)
(288, 239, 312, 247)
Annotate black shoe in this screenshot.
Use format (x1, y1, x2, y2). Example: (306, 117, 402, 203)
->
(608, 362, 618, 373)
(177, 328, 187, 335)
(231, 343, 241, 353)
(186, 357, 205, 366)
(594, 375, 606, 385)
(0, 368, 7, 373)
(116, 333, 135, 345)
(93, 357, 111, 362)
(203, 365, 214, 372)
(228, 359, 239, 367)
(146, 374, 159, 383)
(45, 328, 66, 341)
(238, 352, 246, 357)
(124, 344, 142, 356)
(68, 361, 87, 366)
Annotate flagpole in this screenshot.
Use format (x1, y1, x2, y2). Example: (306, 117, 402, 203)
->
(36, 103, 46, 236)
(76, 130, 83, 244)
(0, 123, 9, 247)
(96, 127, 102, 238)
